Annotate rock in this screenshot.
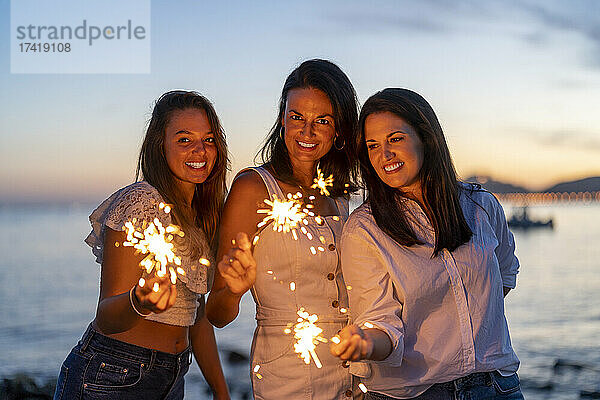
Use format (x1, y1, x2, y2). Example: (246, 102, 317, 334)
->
(0, 373, 54, 399)
(519, 377, 553, 391)
(554, 358, 585, 371)
(226, 350, 249, 364)
(580, 390, 600, 399)
(239, 389, 251, 400)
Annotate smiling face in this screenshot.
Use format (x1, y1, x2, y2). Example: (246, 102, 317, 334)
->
(282, 87, 336, 169)
(364, 111, 425, 198)
(164, 108, 217, 198)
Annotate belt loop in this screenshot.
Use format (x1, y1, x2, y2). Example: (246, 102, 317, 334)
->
(79, 325, 95, 353)
(149, 350, 157, 370)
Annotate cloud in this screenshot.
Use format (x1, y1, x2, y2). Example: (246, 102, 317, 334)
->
(324, 0, 502, 36)
(527, 129, 600, 152)
(516, 1, 600, 67)
(327, 0, 600, 68)
(329, 7, 452, 35)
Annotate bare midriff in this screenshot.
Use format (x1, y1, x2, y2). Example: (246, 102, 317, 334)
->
(92, 319, 189, 354)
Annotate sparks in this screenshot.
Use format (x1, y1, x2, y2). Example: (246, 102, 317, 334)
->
(287, 308, 328, 368)
(257, 193, 307, 236)
(199, 258, 211, 267)
(122, 204, 196, 287)
(311, 168, 334, 197)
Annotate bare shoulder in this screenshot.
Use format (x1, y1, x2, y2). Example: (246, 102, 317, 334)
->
(232, 170, 267, 195)
(219, 169, 268, 255)
(227, 170, 268, 208)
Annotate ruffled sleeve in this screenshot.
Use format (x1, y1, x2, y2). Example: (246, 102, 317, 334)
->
(84, 181, 171, 265)
(84, 181, 212, 296)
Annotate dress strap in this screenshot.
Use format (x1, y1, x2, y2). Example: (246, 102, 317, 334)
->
(234, 166, 287, 309)
(238, 166, 286, 200)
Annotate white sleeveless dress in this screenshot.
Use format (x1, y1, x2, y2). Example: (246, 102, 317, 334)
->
(244, 167, 353, 399)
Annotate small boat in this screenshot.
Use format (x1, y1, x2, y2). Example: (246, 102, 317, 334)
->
(508, 206, 553, 229)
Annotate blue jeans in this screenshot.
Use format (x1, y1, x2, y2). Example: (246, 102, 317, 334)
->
(54, 324, 191, 400)
(365, 371, 524, 400)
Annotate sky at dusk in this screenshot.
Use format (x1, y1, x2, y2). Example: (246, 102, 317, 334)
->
(1, 0, 599, 203)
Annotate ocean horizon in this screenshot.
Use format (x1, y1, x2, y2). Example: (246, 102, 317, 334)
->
(1, 201, 599, 399)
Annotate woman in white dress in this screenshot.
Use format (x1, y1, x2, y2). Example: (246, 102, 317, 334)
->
(207, 59, 360, 399)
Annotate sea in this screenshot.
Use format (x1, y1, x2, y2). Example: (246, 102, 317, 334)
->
(0, 201, 598, 399)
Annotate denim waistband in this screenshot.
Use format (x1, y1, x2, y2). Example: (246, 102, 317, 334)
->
(437, 371, 493, 391)
(79, 324, 192, 369)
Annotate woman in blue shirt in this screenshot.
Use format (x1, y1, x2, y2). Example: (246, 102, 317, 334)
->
(331, 88, 524, 400)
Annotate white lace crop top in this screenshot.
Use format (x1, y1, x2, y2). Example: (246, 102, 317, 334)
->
(84, 181, 214, 326)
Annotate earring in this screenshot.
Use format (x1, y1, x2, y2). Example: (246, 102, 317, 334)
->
(279, 126, 285, 141)
(334, 135, 345, 150)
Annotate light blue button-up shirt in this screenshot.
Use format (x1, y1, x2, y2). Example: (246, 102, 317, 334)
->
(340, 184, 520, 398)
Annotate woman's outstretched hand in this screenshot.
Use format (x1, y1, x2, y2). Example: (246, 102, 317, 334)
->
(133, 273, 177, 314)
(330, 324, 375, 361)
(217, 232, 257, 296)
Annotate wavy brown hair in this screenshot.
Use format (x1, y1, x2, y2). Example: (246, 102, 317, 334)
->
(136, 91, 229, 255)
(257, 59, 359, 197)
(356, 88, 472, 257)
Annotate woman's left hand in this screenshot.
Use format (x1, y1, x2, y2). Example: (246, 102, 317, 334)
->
(217, 232, 256, 296)
(330, 324, 374, 361)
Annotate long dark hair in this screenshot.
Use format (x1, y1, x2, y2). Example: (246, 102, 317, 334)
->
(257, 59, 359, 197)
(356, 88, 472, 257)
(136, 90, 229, 254)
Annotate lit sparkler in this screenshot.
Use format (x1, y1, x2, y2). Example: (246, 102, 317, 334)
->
(253, 364, 263, 380)
(257, 193, 307, 235)
(286, 308, 328, 368)
(254, 173, 339, 256)
(121, 203, 208, 286)
(311, 168, 334, 196)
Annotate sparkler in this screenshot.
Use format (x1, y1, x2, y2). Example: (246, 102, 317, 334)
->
(285, 308, 328, 368)
(257, 193, 308, 237)
(254, 169, 339, 250)
(358, 383, 368, 393)
(253, 364, 263, 380)
(121, 203, 210, 286)
(311, 168, 334, 197)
